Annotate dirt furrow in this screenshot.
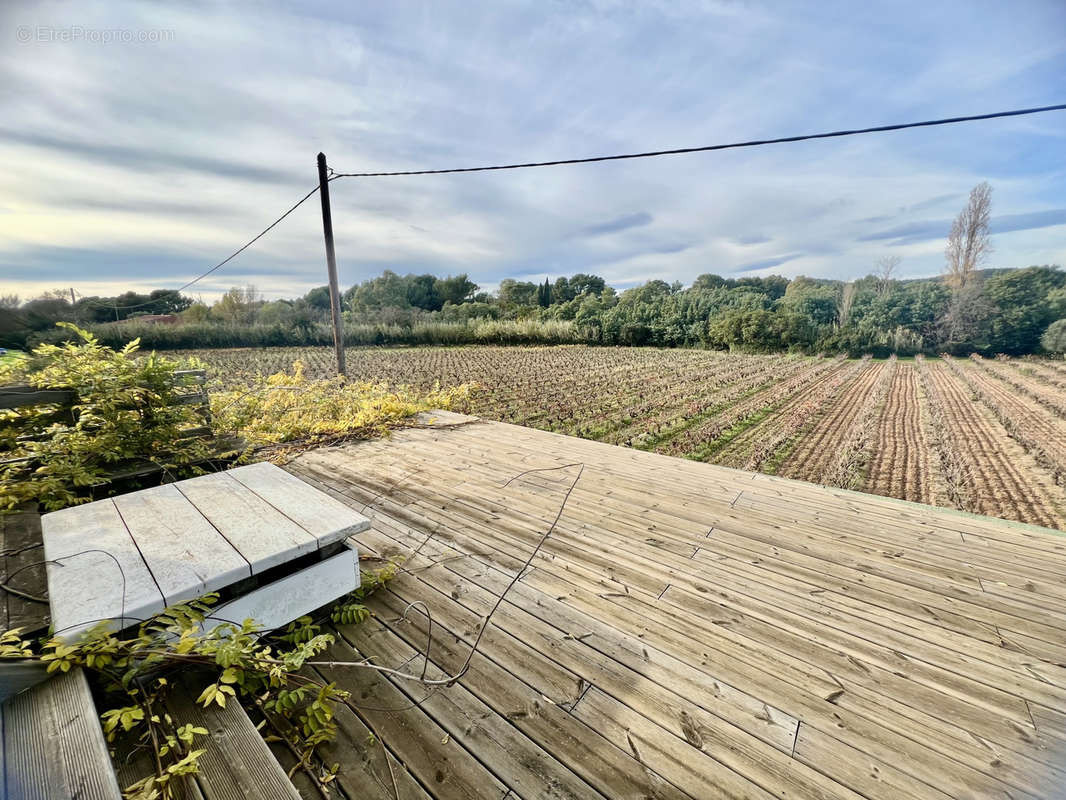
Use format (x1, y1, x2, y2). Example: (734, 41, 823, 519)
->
(977, 357, 1066, 417)
(927, 363, 1064, 528)
(657, 357, 842, 459)
(710, 360, 855, 468)
(867, 364, 934, 504)
(777, 361, 883, 481)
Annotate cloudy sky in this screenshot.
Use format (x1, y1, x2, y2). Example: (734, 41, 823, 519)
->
(1, 0, 1064, 302)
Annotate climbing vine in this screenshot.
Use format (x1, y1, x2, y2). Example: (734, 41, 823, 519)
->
(0, 559, 400, 799)
(209, 359, 473, 453)
(0, 324, 216, 511)
(0, 325, 473, 511)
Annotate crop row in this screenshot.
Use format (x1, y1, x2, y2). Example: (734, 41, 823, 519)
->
(182, 346, 1066, 530)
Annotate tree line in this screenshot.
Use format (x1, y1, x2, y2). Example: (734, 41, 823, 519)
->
(3, 183, 1065, 355)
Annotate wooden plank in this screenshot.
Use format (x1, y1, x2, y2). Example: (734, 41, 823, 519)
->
(174, 472, 319, 573)
(113, 484, 249, 607)
(1, 504, 49, 633)
(0, 386, 74, 410)
(347, 592, 693, 800)
(422, 428, 1066, 592)
(301, 699, 433, 800)
(360, 520, 1066, 800)
(342, 442, 1066, 682)
(227, 462, 370, 544)
(372, 443, 1066, 650)
(310, 636, 511, 800)
(1, 669, 121, 799)
(165, 671, 301, 800)
(42, 499, 165, 641)
(464, 419, 1066, 549)
(204, 547, 359, 632)
(113, 739, 197, 800)
(373, 531, 799, 751)
(341, 475, 1066, 785)
(368, 528, 1051, 800)
(285, 422, 1066, 800)
(332, 612, 608, 800)
(335, 454, 1066, 719)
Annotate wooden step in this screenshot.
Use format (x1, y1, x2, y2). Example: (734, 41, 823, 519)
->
(1, 668, 121, 800)
(117, 671, 303, 800)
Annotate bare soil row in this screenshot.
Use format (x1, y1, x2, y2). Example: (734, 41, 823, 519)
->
(185, 346, 1066, 530)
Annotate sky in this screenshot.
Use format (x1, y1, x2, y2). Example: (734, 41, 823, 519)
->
(1, 0, 1064, 303)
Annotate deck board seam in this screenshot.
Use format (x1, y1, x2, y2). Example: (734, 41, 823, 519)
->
(346, 464, 1066, 693)
(360, 509, 1057, 768)
(109, 498, 166, 617)
(360, 499, 1066, 797)
(331, 611, 615, 800)
(343, 473, 1066, 704)
(172, 482, 254, 573)
(290, 426, 1066, 800)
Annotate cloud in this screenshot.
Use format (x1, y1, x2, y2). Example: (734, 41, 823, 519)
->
(991, 209, 1066, 235)
(858, 220, 948, 244)
(731, 253, 804, 273)
(735, 234, 771, 246)
(859, 208, 1066, 246)
(649, 241, 690, 255)
(0, 0, 1064, 300)
(577, 212, 654, 237)
(0, 129, 298, 184)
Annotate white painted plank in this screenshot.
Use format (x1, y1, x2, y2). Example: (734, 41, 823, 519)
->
(174, 472, 319, 573)
(42, 500, 165, 642)
(113, 484, 249, 606)
(204, 547, 359, 634)
(227, 462, 370, 545)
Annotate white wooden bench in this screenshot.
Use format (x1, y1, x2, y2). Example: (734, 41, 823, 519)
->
(41, 463, 368, 641)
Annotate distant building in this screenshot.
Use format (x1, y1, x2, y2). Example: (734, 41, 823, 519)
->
(130, 314, 181, 325)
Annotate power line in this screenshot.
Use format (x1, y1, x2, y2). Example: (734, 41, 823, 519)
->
(329, 103, 1066, 179)
(77, 184, 320, 312)
(59, 102, 1066, 311)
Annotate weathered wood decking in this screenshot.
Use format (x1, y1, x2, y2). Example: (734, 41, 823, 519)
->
(0, 505, 48, 635)
(43, 462, 368, 641)
(286, 413, 1066, 800)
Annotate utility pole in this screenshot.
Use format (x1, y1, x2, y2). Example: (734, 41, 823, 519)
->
(69, 287, 76, 305)
(317, 152, 347, 378)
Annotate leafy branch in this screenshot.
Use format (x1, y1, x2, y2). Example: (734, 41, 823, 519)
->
(0, 559, 401, 800)
(0, 324, 216, 511)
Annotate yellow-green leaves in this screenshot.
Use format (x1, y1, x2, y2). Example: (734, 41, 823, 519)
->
(101, 705, 145, 738)
(196, 681, 236, 709)
(0, 628, 31, 658)
(2, 584, 378, 800)
(210, 359, 473, 450)
(0, 324, 212, 511)
(40, 641, 79, 672)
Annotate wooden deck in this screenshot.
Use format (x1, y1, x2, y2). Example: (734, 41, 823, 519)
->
(0, 505, 48, 635)
(287, 414, 1066, 800)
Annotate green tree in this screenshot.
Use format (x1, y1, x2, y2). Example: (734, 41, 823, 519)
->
(537, 278, 552, 308)
(434, 274, 478, 306)
(983, 266, 1066, 354)
(568, 273, 606, 296)
(345, 271, 410, 310)
(303, 285, 332, 311)
(779, 277, 839, 325)
(1042, 319, 1066, 353)
(407, 274, 443, 311)
(211, 285, 263, 325)
(497, 279, 538, 307)
(181, 302, 212, 323)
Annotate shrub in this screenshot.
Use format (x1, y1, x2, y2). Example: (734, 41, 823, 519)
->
(1042, 319, 1066, 354)
(210, 360, 473, 449)
(0, 324, 213, 511)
